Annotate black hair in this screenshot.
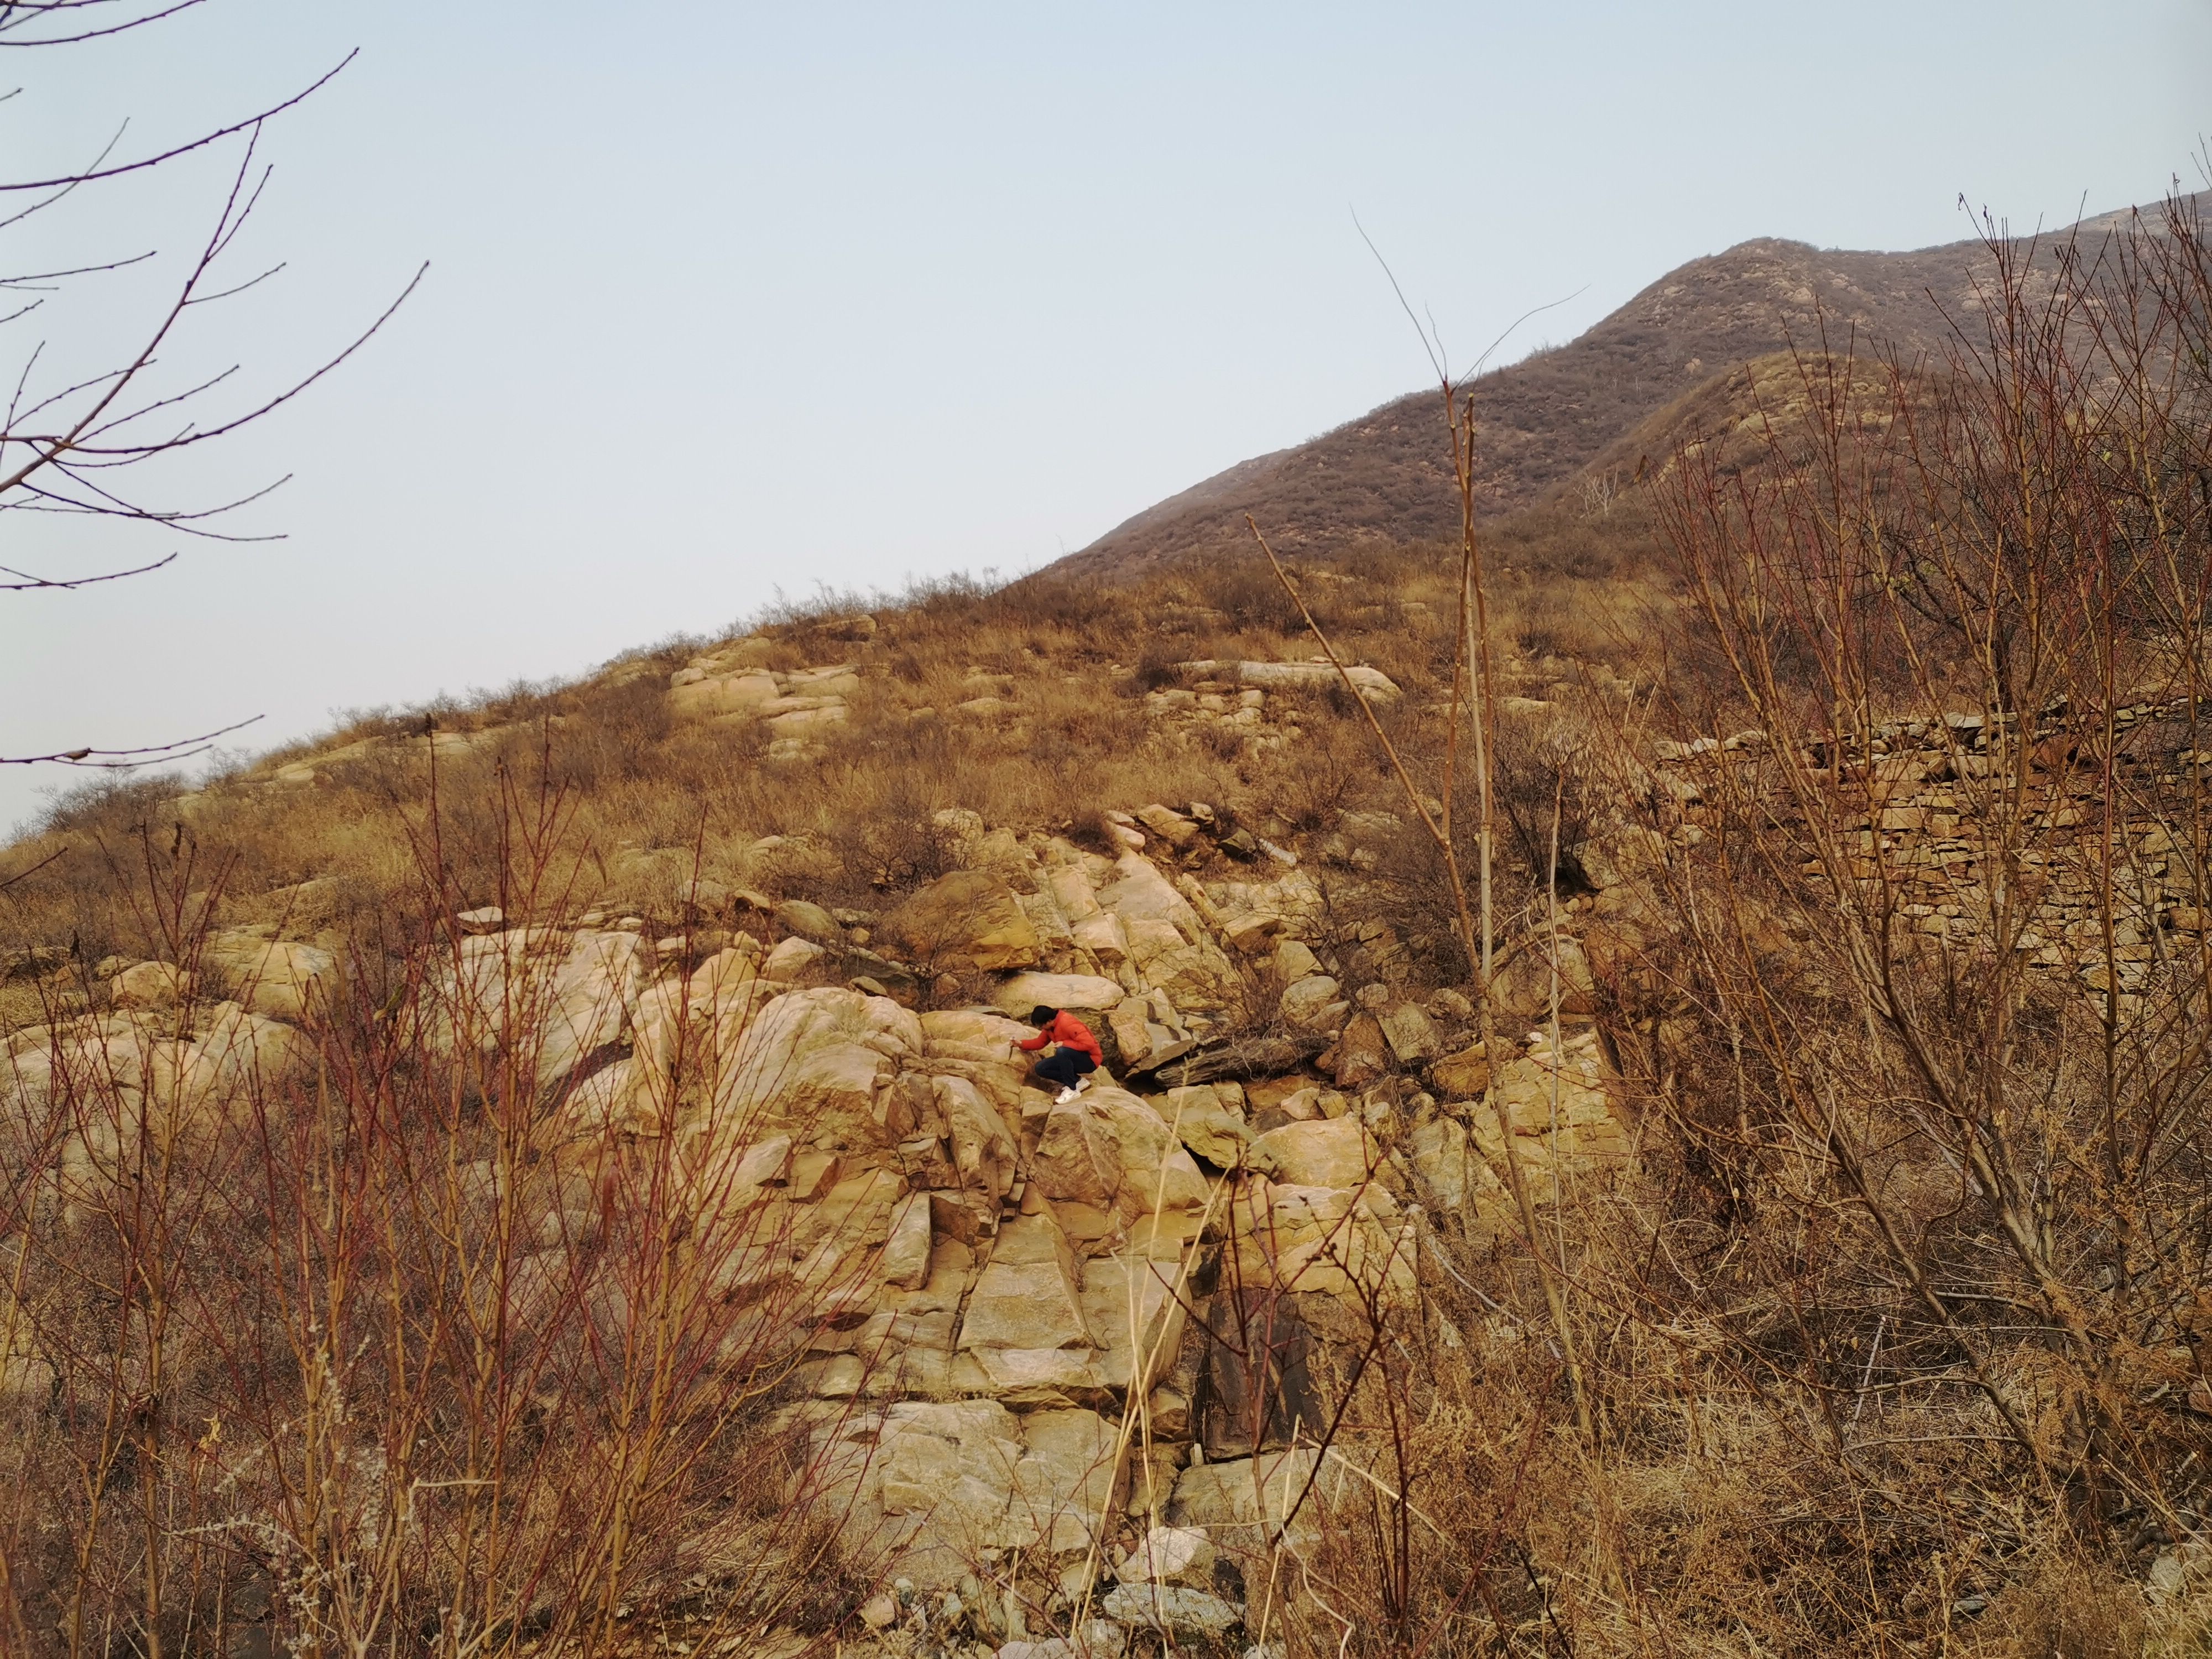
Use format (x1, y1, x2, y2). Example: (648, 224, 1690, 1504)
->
(1028, 1005, 1057, 1026)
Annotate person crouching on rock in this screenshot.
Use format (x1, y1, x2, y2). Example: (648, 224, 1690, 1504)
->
(1016, 1005, 1102, 1104)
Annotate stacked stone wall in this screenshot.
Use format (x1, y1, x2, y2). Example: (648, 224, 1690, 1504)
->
(1656, 698, 2210, 1000)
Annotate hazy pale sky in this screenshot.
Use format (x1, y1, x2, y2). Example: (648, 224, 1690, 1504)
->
(4, 0, 2206, 833)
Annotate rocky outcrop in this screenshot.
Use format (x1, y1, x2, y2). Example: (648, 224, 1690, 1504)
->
(666, 644, 864, 759)
(704, 985, 924, 1149)
(2, 999, 313, 1238)
(109, 961, 195, 1011)
(990, 973, 1123, 1017)
(1, 801, 1641, 1636)
(1158, 1084, 1254, 1168)
(801, 1397, 1123, 1590)
(1171, 658, 1401, 701)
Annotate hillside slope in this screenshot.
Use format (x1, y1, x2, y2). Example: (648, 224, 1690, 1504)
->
(1055, 193, 2206, 581)
(4, 188, 2210, 1659)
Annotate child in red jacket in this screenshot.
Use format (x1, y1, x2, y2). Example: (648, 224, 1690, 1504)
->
(1016, 1004, 1102, 1103)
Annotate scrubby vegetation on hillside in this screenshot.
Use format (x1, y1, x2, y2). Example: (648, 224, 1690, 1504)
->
(1, 518, 1660, 985)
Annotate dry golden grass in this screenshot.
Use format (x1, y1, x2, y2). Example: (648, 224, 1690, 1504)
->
(0, 520, 1670, 972)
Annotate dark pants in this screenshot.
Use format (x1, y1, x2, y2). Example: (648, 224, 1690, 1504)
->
(1034, 1047, 1098, 1089)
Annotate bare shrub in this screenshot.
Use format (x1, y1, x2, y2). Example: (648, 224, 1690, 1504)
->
(0, 775, 890, 1653)
(1579, 187, 2212, 1643)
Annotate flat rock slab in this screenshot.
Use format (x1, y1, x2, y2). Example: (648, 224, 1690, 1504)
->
(992, 972, 1126, 1015)
(1099, 1582, 1241, 1637)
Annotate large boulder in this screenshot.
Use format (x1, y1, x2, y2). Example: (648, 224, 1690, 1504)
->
(1086, 1088, 1211, 1224)
(3, 1016, 156, 1121)
(1278, 974, 1346, 1032)
(1085, 1086, 1171, 1174)
(427, 927, 647, 1088)
(1114, 1524, 1217, 1589)
(161, 1001, 311, 1118)
(917, 1009, 1035, 1115)
(1135, 937, 1240, 1012)
(1249, 1117, 1377, 1187)
(1135, 803, 1201, 849)
(880, 1192, 934, 1289)
(1031, 1096, 1124, 1208)
(880, 871, 1040, 971)
(989, 973, 1125, 1018)
(540, 930, 648, 1084)
(762, 937, 825, 979)
(1473, 1030, 1627, 1191)
(1430, 1041, 1490, 1099)
(1105, 997, 1157, 1068)
(1378, 1001, 1440, 1063)
(805, 1399, 1032, 1587)
(1407, 1116, 1494, 1214)
(1136, 1146, 1213, 1235)
(791, 1166, 906, 1260)
(1226, 1178, 1417, 1309)
(674, 1130, 793, 1239)
(1099, 1583, 1241, 1639)
(1486, 933, 1604, 1020)
(1098, 852, 1206, 933)
(201, 934, 338, 1024)
(1331, 1011, 1391, 1087)
(1079, 1251, 1189, 1394)
(1168, 1448, 1347, 1558)
(109, 961, 197, 1013)
(963, 1346, 1114, 1409)
(1236, 660, 1400, 700)
(1159, 1084, 1254, 1169)
(936, 1073, 1016, 1206)
(630, 944, 773, 1094)
(1071, 910, 1131, 962)
(669, 670, 780, 721)
(562, 1055, 658, 1133)
(1013, 1407, 1124, 1556)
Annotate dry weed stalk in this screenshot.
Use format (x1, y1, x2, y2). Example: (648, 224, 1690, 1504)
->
(1245, 343, 1593, 1442)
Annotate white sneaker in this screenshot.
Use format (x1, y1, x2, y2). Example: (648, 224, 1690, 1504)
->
(1055, 1086, 1079, 1104)
(1073, 1075, 1092, 1096)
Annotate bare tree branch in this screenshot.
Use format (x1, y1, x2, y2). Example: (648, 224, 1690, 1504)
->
(0, 1, 210, 49)
(0, 714, 260, 768)
(0, 549, 172, 588)
(0, 14, 412, 770)
(0, 50, 353, 190)
(0, 842, 62, 891)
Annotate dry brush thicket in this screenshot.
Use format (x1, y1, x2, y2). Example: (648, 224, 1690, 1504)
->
(2, 201, 2210, 1658)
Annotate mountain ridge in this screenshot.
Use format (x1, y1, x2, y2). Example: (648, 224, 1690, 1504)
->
(1050, 194, 2208, 581)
